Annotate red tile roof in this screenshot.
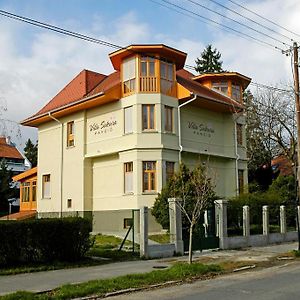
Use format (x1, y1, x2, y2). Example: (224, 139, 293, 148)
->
(176, 69, 244, 109)
(271, 155, 293, 176)
(0, 137, 24, 160)
(36, 70, 107, 116)
(25, 66, 245, 126)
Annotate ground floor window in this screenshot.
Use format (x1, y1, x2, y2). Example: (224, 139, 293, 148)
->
(124, 162, 133, 193)
(21, 182, 30, 202)
(238, 169, 244, 194)
(143, 161, 156, 192)
(42, 174, 51, 198)
(165, 161, 175, 183)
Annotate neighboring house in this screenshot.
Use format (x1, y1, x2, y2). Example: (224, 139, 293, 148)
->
(271, 155, 294, 177)
(0, 136, 30, 175)
(20, 44, 250, 232)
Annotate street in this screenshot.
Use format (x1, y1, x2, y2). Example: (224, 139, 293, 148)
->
(110, 261, 300, 300)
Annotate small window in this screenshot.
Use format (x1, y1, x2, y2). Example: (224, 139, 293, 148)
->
(124, 162, 133, 193)
(124, 106, 133, 134)
(67, 199, 72, 208)
(142, 104, 155, 131)
(166, 161, 175, 182)
(238, 170, 244, 194)
(143, 161, 156, 192)
(124, 218, 133, 229)
(67, 121, 75, 147)
(236, 124, 243, 146)
(21, 182, 30, 202)
(42, 174, 51, 199)
(164, 106, 173, 132)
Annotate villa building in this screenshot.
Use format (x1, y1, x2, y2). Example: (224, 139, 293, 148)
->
(20, 44, 250, 232)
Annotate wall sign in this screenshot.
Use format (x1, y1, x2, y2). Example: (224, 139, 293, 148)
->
(89, 114, 118, 136)
(187, 121, 215, 138)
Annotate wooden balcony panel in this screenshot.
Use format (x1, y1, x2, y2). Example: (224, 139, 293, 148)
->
(140, 76, 158, 93)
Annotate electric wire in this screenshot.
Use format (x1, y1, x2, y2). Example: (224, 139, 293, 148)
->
(0, 8, 293, 96)
(227, 0, 300, 39)
(159, 0, 285, 52)
(149, 0, 271, 49)
(185, 0, 289, 47)
(205, 0, 294, 42)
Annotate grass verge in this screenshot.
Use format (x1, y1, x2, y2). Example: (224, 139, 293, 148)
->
(149, 234, 170, 244)
(0, 263, 222, 300)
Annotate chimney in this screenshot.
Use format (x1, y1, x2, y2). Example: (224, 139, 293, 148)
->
(6, 136, 11, 145)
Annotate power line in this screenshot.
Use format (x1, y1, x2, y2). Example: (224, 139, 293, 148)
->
(0, 8, 292, 96)
(149, 0, 271, 49)
(227, 0, 300, 39)
(185, 0, 289, 47)
(0, 10, 122, 50)
(205, 0, 294, 43)
(250, 82, 293, 93)
(159, 0, 285, 52)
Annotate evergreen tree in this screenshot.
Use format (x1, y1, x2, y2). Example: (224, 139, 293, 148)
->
(24, 139, 38, 167)
(0, 159, 15, 212)
(195, 44, 223, 74)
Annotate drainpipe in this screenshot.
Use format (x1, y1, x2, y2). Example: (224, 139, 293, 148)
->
(48, 112, 63, 218)
(234, 119, 240, 196)
(178, 93, 198, 163)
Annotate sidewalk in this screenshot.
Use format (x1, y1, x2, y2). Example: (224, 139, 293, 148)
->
(0, 242, 298, 296)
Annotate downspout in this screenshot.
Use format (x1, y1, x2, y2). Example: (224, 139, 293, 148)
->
(234, 120, 240, 196)
(48, 112, 63, 218)
(178, 93, 198, 163)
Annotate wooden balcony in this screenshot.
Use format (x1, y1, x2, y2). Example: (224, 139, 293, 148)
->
(139, 76, 158, 93)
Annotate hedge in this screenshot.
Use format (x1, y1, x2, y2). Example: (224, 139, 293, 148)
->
(0, 217, 93, 267)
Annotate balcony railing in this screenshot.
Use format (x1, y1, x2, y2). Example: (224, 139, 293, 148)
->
(139, 76, 158, 93)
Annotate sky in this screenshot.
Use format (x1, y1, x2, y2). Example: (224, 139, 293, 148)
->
(0, 0, 299, 150)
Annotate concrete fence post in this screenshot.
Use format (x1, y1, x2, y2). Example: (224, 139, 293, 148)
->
(263, 205, 269, 236)
(243, 205, 250, 237)
(168, 198, 184, 255)
(214, 199, 228, 249)
(280, 205, 287, 234)
(298, 206, 300, 231)
(140, 206, 148, 258)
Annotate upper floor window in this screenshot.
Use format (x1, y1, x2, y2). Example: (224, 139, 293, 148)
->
(212, 81, 228, 95)
(236, 123, 243, 146)
(164, 106, 173, 132)
(42, 174, 51, 199)
(67, 121, 74, 147)
(143, 161, 156, 192)
(124, 106, 133, 134)
(123, 57, 136, 95)
(231, 83, 241, 101)
(142, 104, 155, 131)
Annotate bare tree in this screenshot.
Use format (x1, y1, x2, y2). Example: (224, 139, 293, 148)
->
(245, 87, 296, 166)
(175, 163, 215, 264)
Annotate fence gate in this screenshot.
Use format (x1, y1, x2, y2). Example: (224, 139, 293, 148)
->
(183, 208, 219, 251)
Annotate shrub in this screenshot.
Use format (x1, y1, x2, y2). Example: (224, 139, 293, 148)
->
(0, 217, 92, 267)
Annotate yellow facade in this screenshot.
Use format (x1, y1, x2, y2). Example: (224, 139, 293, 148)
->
(24, 44, 250, 232)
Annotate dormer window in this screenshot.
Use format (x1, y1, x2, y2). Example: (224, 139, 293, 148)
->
(140, 56, 157, 92)
(160, 60, 174, 94)
(231, 83, 241, 102)
(212, 81, 228, 95)
(123, 57, 136, 95)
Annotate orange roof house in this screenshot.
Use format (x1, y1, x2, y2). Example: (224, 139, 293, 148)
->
(18, 44, 251, 230)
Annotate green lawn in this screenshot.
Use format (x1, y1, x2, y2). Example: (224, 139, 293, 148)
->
(149, 233, 170, 244)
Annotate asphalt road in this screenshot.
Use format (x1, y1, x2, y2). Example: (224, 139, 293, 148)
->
(110, 262, 300, 300)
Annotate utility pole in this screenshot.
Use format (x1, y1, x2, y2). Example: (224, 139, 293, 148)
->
(293, 42, 300, 251)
